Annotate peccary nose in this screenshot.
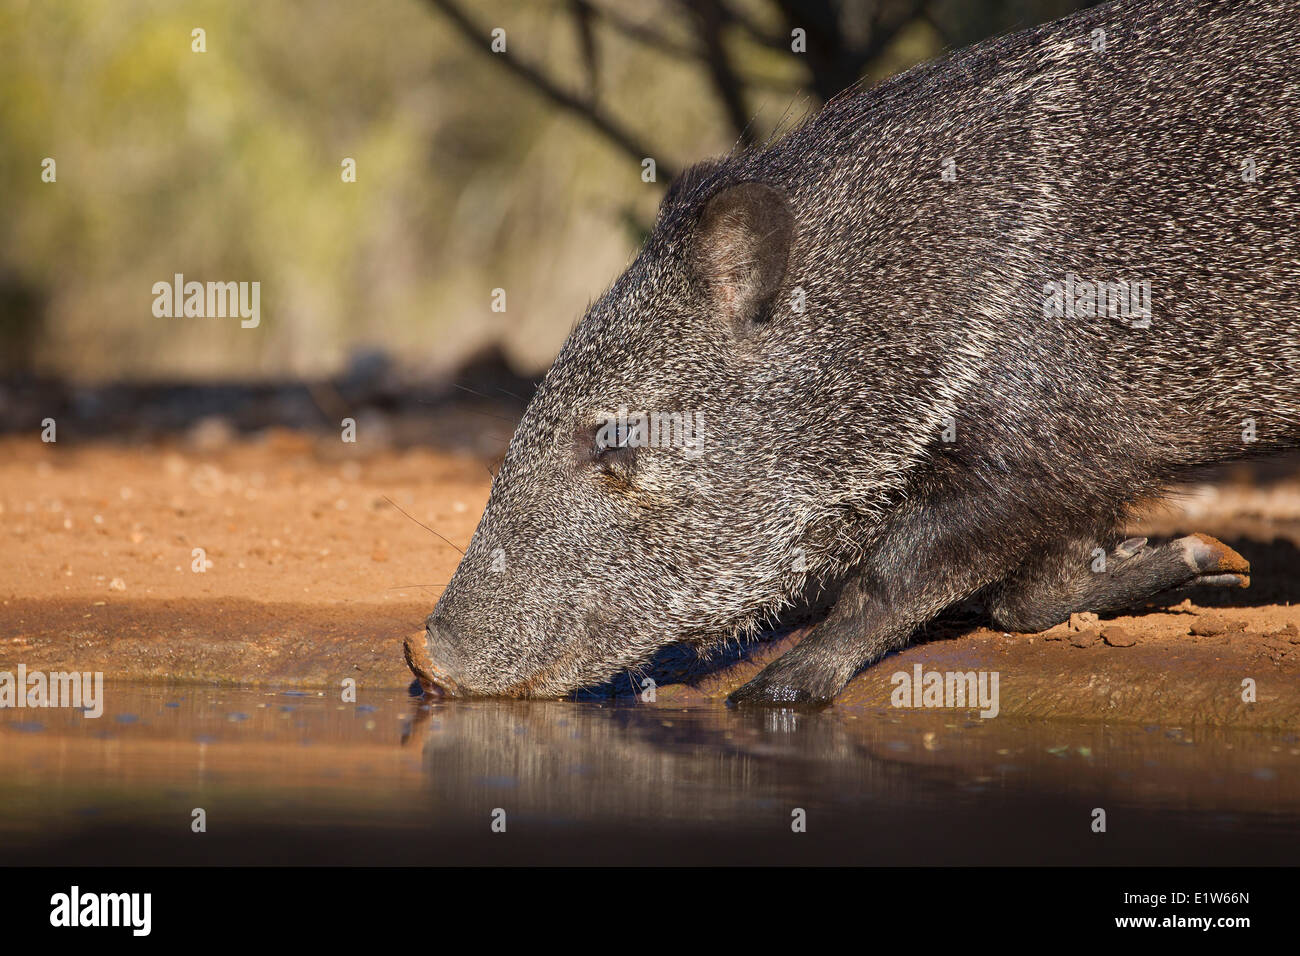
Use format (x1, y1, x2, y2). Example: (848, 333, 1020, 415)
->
(402, 623, 466, 698)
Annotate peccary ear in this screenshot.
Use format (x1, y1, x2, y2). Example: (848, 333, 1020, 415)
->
(690, 182, 793, 325)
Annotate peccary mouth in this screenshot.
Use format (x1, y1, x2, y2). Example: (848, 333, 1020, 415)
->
(403, 628, 464, 698)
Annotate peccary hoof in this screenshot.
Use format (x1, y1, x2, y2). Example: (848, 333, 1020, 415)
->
(1178, 533, 1251, 582)
(726, 676, 833, 709)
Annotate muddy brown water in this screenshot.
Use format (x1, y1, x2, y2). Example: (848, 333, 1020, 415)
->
(1, 682, 1297, 865)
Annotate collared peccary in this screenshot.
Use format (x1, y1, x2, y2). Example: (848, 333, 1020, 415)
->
(407, 0, 1300, 705)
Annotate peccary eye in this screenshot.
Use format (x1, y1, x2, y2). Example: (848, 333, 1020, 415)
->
(596, 422, 628, 452)
(583, 420, 639, 472)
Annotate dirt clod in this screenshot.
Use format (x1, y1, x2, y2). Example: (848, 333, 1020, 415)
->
(1069, 630, 1100, 648)
(1102, 626, 1136, 647)
(1068, 612, 1100, 631)
(1190, 616, 1249, 637)
(1268, 622, 1300, 644)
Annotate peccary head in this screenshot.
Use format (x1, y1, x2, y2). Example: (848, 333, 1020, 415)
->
(419, 169, 856, 697)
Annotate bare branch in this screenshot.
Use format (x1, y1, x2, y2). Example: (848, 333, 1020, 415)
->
(569, 0, 600, 100)
(425, 0, 678, 180)
(772, 0, 930, 101)
(686, 0, 758, 148)
(714, 0, 789, 51)
(587, 1, 700, 59)
(585, 2, 798, 94)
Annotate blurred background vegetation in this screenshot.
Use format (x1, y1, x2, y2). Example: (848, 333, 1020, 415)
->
(0, 0, 1101, 385)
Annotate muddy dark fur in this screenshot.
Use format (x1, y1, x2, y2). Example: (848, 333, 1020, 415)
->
(414, 0, 1300, 705)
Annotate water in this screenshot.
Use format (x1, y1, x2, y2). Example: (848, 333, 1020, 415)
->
(1, 683, 1297, 864)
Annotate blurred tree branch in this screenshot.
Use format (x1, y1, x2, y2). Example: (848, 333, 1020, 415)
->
(769, 0, 931, 101)
(569, 0, 600, 99)
(589, 2, 801, 94)
(686, 0, 759, 149)
(425, 0, 679, 180)
(425, 0, 1105, 187)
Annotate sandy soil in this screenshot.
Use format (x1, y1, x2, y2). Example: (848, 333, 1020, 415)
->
(0, 432, 480, 688)
(2, 434, 1298, 728)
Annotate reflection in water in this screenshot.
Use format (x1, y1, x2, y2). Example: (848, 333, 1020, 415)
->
(1, 683, 1297, 864)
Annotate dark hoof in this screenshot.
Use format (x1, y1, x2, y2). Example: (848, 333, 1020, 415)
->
(726, 674, 832, 709)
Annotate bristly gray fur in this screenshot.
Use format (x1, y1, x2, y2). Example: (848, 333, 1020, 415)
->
(418, 0, 1299, 702)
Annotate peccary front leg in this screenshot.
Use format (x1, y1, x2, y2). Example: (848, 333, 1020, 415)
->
(727, 573, 934, 707)
(728, 495, 1010, 708)
(988, 533, 1251, 633)
(726, 509, 1251, 707)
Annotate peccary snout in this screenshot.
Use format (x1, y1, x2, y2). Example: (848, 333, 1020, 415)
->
(412, 619, 469, 697)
